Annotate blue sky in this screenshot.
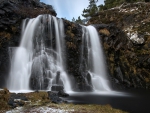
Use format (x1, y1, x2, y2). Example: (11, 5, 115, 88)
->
(40, 0, 104, 21)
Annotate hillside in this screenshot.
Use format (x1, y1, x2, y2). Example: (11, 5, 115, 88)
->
(89, 2, 150, 89)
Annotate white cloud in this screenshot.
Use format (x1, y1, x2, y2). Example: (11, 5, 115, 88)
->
(40, 0, 104, 21)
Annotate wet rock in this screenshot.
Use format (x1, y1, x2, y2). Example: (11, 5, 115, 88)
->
(77, 83, 93, 91)
(52, 71, 64, 86)
(47, 91, 67, 104)
(51, 85, 64, 91)
(58, 90, 69, 97)
(0, 9, 5, 15)
(115, 66, 124, 82)
(1, 18, 10, 25)
(56, 71, 60, 84)
(87, 72, 92, 86)
(8, 93, 28, 108)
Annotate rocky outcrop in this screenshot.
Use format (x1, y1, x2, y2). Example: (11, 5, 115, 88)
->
(8, 93, 28, 108)
(63, 20, 93, 91)
(0, 0, 56, 87)
(47, 91, 68, 104)
(63, 20, 82, 89)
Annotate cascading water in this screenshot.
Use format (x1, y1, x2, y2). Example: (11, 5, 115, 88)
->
(7, 14, 111, 92)
(80, 26, 111, 91)
(7, 15, 72, 92)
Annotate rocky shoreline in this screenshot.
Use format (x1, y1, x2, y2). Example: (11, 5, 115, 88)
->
(0, 88, 127, 113)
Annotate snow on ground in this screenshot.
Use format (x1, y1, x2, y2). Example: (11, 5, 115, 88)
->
(6, 107, 74, 113)
(124, 26, 145, 44)
(127, 31, 144, 44)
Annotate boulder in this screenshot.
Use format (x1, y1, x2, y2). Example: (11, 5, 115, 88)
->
(58, 90, 69, 97)
(8, 93, 28, 108)
(47, 91, 67, 104)
(87, 72, 92, 86)
(51, 85, 64, 91)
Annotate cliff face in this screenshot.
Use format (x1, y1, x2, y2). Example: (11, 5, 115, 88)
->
(89, 2, 150, 89)
(0, 1, 150, 90)
(0, 0, 56, 87)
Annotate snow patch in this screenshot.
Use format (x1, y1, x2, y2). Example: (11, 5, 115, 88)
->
(127, 31, 144, 44)
(29, 107, 74, 113)
(6, 107, 75, 113)
(6, 107, 23, 113)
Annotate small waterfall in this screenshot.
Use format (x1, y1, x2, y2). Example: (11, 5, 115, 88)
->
(7, 15, 72, 91)
(81, 26, 111, 91)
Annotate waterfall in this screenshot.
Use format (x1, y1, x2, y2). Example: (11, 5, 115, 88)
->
(81, 26, 111, 91)
(7, 15, 72, 91)
(7, 14, 111, 92)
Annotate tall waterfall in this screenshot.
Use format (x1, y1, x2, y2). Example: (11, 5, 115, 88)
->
(81, 26, 111, 91)
(7, 15, 72, 91)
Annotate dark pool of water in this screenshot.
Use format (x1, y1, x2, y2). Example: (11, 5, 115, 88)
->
(63, 89, 150, 113)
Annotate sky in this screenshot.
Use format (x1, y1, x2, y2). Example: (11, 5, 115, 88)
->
(40, 0, 104, 21)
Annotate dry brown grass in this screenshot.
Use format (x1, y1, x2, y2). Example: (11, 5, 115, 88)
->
(99, 28, 110, 36)
(0, 88, 10, 111)
(66, 42, 76, 49)
(24, 91, 50, 104)
(28, 103, 128, 113)
(0, 32, 11, 39)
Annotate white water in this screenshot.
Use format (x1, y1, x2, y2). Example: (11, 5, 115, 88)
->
(7, 16, 39, 90)
(81, 26, 111, 91)
(7, 15, 110, 92)
(7, 15, 72, 92)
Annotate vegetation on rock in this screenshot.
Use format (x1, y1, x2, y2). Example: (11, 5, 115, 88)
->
(0, 88, 10, 111)
(99, 0, 145, 10)
(88, 2, 150, 89)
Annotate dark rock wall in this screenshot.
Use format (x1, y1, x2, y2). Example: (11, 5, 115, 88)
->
(63, 20, 84, 90)
(94, 24, 150, 89)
